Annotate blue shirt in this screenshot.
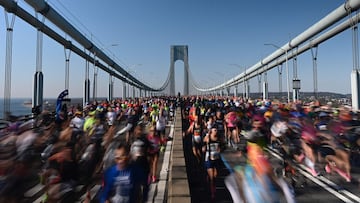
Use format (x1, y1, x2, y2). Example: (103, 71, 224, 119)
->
(100, 163, 145, 203)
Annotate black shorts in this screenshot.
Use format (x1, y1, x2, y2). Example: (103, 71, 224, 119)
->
(205, 159, 220, 169)
(227, 127, 237, 132)
(156, 129, 165, 137)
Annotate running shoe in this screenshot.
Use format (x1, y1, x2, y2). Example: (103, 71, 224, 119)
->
(308, 167, 319, 176)
(345, 174, 351, 182)
(325, 164, 331, 173)
(160, 145, 165, 153)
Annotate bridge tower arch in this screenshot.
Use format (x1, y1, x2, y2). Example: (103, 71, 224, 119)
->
(170, 45, 189, 96)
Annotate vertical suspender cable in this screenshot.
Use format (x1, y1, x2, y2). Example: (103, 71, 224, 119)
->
(3, 9, 15, 119)
(292, 47, 298, 102)
(278, 64, 283, 98)
(263, 66, 268, 100)
(351, 10, 359, 71)
(311, 45, 318, 99)
(35, 13, 44, 73)
(64, 42, 71, 97)
(108, 66, 113, 102)
(257, 72, 262, 96)
(34, 12, 45, 111)
(93, 52, 98, 101)
(84, 48, 90, 106)
(292, 48, 298, 79)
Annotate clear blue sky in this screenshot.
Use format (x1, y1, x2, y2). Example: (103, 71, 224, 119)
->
(0, 0, 354, 98)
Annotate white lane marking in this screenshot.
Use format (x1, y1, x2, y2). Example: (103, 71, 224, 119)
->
(298, 164, 360, 203)
(33, 194, 46, 203)
(156, 117, 175, 202)
(24, 183, 44, 197)
(267, 147, 360, 202)
(265, 147, 355, 203)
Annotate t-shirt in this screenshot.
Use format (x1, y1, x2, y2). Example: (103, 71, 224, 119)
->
(100, 164, 145, 203)
(70, 116, 84, 130)
(156, 115, 166, 131)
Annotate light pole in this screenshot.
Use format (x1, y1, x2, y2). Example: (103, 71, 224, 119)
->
(229, 64, 247, 99)
(264, 43, 290, 103)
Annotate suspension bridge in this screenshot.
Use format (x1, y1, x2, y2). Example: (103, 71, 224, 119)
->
(0, 0, 359, 118)
(1, 1, 360, 203)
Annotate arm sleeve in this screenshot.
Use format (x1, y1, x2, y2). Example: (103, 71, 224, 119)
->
(99, 168, 113, 203)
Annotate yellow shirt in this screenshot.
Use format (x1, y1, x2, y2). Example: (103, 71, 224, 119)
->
(83, 116, 96, 133)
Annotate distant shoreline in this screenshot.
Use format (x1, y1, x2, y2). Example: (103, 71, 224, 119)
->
(0, 92, 352, 100)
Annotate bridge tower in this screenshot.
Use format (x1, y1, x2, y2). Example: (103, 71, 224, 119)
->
(170, 45, 189, 96)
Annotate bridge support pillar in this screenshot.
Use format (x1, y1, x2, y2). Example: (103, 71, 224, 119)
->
(234, 86, 237, 97)
(170, 45, 189, 96)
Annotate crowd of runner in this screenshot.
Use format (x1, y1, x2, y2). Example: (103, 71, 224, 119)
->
(64, 97, 177, 203)
(1, 94, 360, 202)
(179, 95, 360, 202)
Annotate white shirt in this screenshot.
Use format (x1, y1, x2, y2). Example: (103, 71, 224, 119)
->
(70, 116, 84, 129)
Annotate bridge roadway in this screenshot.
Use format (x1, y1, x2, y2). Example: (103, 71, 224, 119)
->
(20, 108, 360, 202)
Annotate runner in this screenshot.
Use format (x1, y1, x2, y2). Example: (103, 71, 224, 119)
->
(214, 109, 226, 150)
(99, 143, 146, 203)
(202, 125, 221, 200)
(155, 108, 167, 152)
(225, 107, 240, 150)
(186, 115, 205, 163)
(130, 123, 150, 201)
(147, 126, 161, 183)
(317, 131, 352, 182)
